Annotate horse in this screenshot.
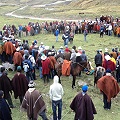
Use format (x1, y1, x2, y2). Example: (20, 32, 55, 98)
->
(55, 56, 90, 88)
(94, 66, 105, 86)
(71, 61, 89, 89)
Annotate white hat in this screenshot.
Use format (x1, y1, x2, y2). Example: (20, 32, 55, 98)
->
(105, 55, 111, 61)
(105, 48, 108, 52)
(76, 52, 81, 56)
(41, 55, 47, 60)
(78, 46, 82, 50)
(16, 47, 20, 51)
(60, 46, 63, 49)
(28, 81, 36, 88)
(65, 45, 68, 48)
(45, 46, 49, 50)
(41, 42, 43, 44)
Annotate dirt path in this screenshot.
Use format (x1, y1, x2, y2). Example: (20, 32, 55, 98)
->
(5, 0, 80, 21)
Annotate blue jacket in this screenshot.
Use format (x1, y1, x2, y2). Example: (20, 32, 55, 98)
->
(55, 29, 59, 36)
(23, 59, 33, 71)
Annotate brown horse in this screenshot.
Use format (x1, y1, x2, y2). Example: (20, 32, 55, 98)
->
(55, 57, 90, 88)
(71, 61, 89, 89)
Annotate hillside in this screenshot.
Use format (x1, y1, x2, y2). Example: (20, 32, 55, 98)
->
(0, 0, 120, 20)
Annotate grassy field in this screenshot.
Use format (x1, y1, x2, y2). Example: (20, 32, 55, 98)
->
(0, 0, 120, 119)
(1, 22, 119, 120)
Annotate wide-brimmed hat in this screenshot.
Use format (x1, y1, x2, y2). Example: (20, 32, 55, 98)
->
(41, 55, 47, 60)
(60, 46, 63, 49)
(105, 55, 111, 61)
(76, 52, 81, 56)
(105, 48, 108, 52)
(78, 46, 82, 50)
(45, 46, 50, 50)
(28, 81, 36, 88)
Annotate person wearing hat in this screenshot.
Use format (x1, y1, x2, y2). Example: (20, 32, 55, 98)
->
(21, 81, 48, 120)
(13, 47, 23, 71)
(41, 55, 51, 84)
(39, 42, 45, 51)
(97, 69, 120, 110)
(0, 67, 15, 108)
(3, 39, 16, 63)
(58, 46, 64, 54)
(49, 75, 64, 120)
(0, 90, 12, 120)
(103, 55, 116, 77)
(77, 46, 82, 55)
(70, 85, 97, 120)
(12, 66, 28, 104)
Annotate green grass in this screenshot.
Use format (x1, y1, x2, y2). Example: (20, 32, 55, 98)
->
(4, 28, 120, 120)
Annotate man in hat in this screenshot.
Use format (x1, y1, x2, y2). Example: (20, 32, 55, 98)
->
(97, 69, 120, 110)
(12, 66, 28, 104)
(70, 85, 97, 120)
(49, 75, 64, 120)
(21, 81, 48, 120)
(41, 55, 51, 84)
(13, 47, 23, 71)
(39, 42, 45, 51)
(0, 90, 12, 120)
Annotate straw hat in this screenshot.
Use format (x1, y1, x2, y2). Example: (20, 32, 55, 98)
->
(41, 55, 47, 60)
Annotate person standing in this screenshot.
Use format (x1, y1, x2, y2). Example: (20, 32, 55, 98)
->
(49, 75, 64, 120)
(94, 50, 102, 67)
(0, 67, 15, 108)
(97, 69, 120, 110)
(54, 29, 59, 42)
(83, 28, 88, 42)
(0, 90, 12, 120)
(23, 54, 33, 82)
(70, 85, 97, 120)
(41, 55, 51, 84)
(21, 81, 48, 120)
(100, 25, 104, 38)
(12, 66, 28, 104)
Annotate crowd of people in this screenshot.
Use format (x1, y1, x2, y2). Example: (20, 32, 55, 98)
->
(0, 15, 120, 120)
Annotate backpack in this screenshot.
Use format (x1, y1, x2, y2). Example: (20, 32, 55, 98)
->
(23, 62, 29, 72)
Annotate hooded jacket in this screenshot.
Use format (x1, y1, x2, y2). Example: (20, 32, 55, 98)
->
(49, 76, 64, 101)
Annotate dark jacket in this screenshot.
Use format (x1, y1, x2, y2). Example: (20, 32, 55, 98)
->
(0, 98, 12, 120)
(70, 92, 97, 120)
(0, 74, 12, 99)
(94, 53, 102, 65)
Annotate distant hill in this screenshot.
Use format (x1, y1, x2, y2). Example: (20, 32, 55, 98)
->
(0, 0, 120, 20)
